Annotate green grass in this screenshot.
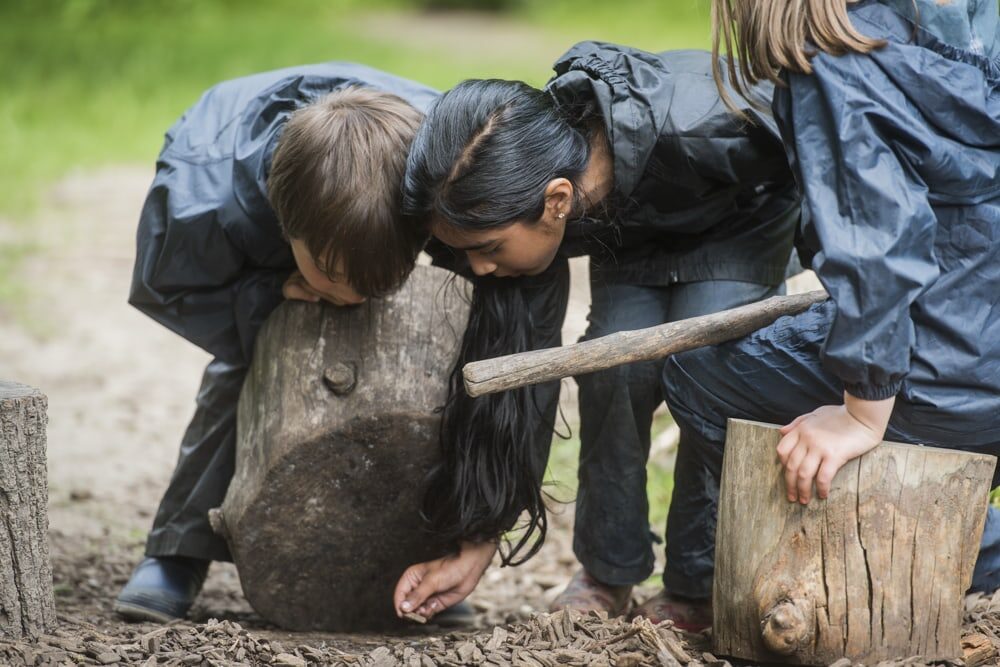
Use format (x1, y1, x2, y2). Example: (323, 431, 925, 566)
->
(545, 411, 677, 540)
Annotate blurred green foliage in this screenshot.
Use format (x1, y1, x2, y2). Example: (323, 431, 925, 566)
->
(0, 0, 709, 215)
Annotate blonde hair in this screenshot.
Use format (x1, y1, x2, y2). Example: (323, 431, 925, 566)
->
(268, 87, 425, 297)
(711, 0, 886, 115)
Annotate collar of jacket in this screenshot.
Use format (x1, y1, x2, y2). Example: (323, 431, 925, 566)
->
(546, 41, 674, 199)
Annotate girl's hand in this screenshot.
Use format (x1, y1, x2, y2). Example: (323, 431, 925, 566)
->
(777, 392, 895, 504)
(282, 270, 322, 302)
(394, 541, 497, 619)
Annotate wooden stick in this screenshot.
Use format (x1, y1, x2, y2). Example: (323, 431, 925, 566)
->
(463, 290, 827, 397)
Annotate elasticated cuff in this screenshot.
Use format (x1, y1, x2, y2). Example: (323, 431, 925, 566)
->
(843, 379, 903, 401)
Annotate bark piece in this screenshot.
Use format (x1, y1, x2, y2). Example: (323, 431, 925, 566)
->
(0, 381, 55, 638)
(961, 633, 996, 667)
(714, 419, 996, 665)
(214, 266, 471, 632)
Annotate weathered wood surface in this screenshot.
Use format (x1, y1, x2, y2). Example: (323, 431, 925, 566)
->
(714, 419, 996, 665)
(463, 290, 827, 397)
(0, 381, 55, 638)
(213, 266, 471, 631)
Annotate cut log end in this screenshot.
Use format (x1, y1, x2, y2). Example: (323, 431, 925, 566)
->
(223, 266, 471, 632)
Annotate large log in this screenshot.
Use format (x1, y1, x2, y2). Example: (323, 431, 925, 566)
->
(211, 266, 471, 631)
(463, 290, 827, 397)
(714, 419, 996, 665)
(0, 381, 55, 638)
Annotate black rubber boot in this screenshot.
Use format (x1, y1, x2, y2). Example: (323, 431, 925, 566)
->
(114, 556, 210, 623)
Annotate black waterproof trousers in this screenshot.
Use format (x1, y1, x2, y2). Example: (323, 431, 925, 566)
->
(573, 274, 783, 586)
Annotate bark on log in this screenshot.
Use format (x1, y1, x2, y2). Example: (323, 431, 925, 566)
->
(212, 266, 471, 632)
(714, 419, 996, 665)
(463, 290, 827, 397)
(0, 381, 55, 638)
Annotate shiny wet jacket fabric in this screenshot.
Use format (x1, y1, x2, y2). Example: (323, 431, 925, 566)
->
(545, 43, 800, 287)
(773, 0, 1000, 408)
(128, 63, 438, 366)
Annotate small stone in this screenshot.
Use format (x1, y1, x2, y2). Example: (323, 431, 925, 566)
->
(404, 612, 428, 625)
(273, 653, 307, 667)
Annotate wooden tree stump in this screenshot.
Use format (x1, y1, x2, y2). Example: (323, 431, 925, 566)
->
(0, 381, 55, 638)
(211, 266, 471, 631)
(714, 420, 996, 665)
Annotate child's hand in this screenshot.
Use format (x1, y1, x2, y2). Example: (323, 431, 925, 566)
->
(394, 541, 497, 619)
(282, 270, 322, 302)
(777, 392, 895, 504)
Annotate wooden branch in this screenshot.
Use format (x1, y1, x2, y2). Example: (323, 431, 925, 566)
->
(463, 290, 828, 397)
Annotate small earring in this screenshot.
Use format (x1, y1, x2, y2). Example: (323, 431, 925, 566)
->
(558, 212, 566, 219)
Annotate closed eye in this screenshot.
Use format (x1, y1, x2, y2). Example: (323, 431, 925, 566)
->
(480, 244, 502, 257)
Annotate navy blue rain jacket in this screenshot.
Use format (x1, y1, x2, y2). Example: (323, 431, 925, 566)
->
(773, 0, 1000, 420)
(128, 64, 438, 366)
(546, 43, 801, 287)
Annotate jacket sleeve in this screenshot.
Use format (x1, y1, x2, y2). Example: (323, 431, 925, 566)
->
(776, 50, 940, 400)
(128, 151, 288, 367)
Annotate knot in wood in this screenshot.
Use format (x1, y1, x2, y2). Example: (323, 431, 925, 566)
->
(323, 362, 357, 396)
(761, 599, 809, 655)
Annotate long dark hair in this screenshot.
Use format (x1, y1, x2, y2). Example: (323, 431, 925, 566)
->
(404, 79, 591, 565)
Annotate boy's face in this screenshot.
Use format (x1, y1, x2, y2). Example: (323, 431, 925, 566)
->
(290, 239, 367, 306)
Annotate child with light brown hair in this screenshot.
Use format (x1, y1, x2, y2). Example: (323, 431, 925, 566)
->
(116, 63, 437, 623)
(647, 0, 1000, 628)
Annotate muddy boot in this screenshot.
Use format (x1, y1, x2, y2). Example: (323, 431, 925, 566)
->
(549, 569, 633, 617)
(630, 588, 712, 632)
(114, 556, 210, 623)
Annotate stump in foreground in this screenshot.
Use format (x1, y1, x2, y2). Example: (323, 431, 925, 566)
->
(0, 381, 55, 638)
(211, 266, 470, 631)
(714, 419, 996, 665)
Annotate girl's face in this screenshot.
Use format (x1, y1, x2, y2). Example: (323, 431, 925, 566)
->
(431, 177, 573, 278)
(432, 218, 566, 278)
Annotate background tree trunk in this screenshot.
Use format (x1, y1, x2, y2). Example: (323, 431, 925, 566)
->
(0, 381, 55, 638)
(714, 419, 996, 665)
(212, 266, 471, 632)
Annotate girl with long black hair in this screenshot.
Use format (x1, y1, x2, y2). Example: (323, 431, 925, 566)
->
(393, 42, 801, 626)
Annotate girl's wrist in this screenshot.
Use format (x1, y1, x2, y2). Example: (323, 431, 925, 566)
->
(842, 391, 895, 439)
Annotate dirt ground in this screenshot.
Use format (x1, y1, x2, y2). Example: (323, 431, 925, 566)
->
(1, 167, 1000, 666)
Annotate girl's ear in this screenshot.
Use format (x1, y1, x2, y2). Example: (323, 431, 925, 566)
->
(542, 178, 574, 225)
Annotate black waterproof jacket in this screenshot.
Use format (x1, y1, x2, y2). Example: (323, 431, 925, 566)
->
(546, 43, 801, 286)
(128, 63, 438, 366)
(773, 0, 1000, 417)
